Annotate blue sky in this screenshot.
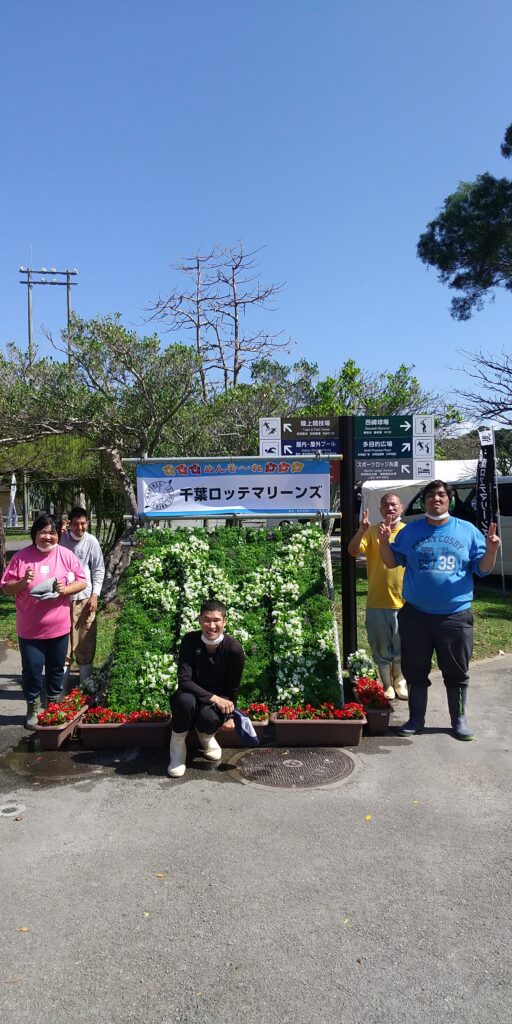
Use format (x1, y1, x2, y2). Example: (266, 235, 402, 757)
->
(1, 0, 511, 401)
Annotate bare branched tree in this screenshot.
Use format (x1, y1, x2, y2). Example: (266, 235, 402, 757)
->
(456, 349, 512, 427)
(147, 243, 290, 394)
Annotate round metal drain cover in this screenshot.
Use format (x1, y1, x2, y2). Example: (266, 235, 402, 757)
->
(232, 747, 355, 789)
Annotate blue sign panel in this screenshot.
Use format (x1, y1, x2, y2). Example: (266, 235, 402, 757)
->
(281, 438, 340, 456)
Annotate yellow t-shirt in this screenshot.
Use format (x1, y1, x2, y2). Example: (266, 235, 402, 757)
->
(358, 521, 405, 610)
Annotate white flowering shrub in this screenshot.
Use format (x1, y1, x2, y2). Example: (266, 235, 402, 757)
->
(347, 648, 378, 681)
(105, 522, 340, 712)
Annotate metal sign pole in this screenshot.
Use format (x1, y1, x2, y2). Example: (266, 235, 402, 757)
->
(339, 416, 357, 666)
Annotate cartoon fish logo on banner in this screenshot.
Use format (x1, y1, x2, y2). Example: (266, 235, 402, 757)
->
(144, 480, 175, 511)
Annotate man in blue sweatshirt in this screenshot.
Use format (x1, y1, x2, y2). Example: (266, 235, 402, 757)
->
(60, 506, 105, 686)
(378, 480, 500, 740)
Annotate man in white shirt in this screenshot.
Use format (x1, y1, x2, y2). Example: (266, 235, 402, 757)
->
(60, 506, 105, 685)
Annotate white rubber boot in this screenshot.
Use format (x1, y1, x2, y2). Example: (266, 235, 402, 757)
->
(167, 731, 188, 778)
(196, 730, 222, 761)
(392, 661, 408, 700)
(63, 666, 71, 694)
(379, 664, 395, 700)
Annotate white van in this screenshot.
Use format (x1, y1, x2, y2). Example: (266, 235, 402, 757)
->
(402, 477, 512, 576)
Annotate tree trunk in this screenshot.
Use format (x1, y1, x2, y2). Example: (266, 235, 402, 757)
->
(100, 448, 138, 603)
(102, 520, 135, 604)
(104, 447, 138, 514)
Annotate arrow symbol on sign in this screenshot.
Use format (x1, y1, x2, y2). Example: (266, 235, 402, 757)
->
(283, 422, 292, 433)
(400, 421, 412, 431)
(283, 444, 293, 455)
(401, 442, 411, 453)
(401, 464, 411, 475)
(266, 446, 276, 454)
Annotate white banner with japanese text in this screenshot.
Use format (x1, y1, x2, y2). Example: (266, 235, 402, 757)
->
(136, 458, 331, 517)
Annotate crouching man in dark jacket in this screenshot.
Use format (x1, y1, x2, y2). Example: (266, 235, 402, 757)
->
(167, 599, 245, 778)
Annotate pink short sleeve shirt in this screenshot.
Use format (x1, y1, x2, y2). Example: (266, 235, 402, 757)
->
(1, 544, 87, 640)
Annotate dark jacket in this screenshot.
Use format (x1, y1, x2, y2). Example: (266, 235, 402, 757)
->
(177, 631, 245, 704)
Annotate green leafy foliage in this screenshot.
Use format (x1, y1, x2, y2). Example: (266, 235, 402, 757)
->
(418, 124, 512, 320)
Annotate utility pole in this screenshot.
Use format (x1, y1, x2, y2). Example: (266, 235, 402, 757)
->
(19, 266, 78, 366)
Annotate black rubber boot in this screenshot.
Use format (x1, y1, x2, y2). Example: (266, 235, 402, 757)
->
(446, 685, 474, 741)
(397, 685, 428, 736)
(25, 698, 41, 730)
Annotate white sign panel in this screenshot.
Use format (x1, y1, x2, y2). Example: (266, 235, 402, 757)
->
(258, 417, 281, 439)
(413, 415, 434, 436)
(478, 427, 494, 447)
(259, 440, 282, 457)
(413, 458, 435, 478)
(136, 459, 331, 517)
(413, 436, 434, 457)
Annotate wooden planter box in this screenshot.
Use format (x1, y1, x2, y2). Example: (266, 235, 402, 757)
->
(78, 718, 171, 749)
(215, 720, 269, 748)
(269, 713, 365, 747)
(364, 706, 392, 735)
(35, 707, 88, 750)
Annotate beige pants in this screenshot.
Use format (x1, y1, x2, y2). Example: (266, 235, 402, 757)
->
(66, 600, 97, 667)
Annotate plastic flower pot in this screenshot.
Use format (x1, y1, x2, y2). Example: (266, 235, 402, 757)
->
(78, 718, 171, 749)
(364, 706, 392, 736)
(269, 714, 365, 747)
(35, 707, 89, 751)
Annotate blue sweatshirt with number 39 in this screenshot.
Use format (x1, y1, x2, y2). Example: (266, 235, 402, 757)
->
(390, 516, 488, 615)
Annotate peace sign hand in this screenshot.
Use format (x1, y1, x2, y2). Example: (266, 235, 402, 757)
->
(486, 523, 501, 551)
(360, 508, 370, 532)
(378, 521, 392, 543)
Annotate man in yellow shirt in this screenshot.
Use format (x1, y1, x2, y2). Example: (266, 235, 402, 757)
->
(348, 492, 407, 700)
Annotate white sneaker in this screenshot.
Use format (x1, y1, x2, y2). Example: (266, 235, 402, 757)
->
(167, 731, 188, 778)
(196, 731, 222, 761)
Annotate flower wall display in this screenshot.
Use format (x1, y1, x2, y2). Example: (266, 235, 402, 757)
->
(98, 523, 341, 713)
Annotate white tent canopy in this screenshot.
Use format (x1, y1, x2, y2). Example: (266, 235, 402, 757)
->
(360, 460, 479, 525)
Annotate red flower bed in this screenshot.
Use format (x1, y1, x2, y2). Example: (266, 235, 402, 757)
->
(353, 677, 390, 709)
(275, 701, 365, 721)
(240, 703, 270, 722)
(82, 707, 170, 725)
(37, 689, 87, 727)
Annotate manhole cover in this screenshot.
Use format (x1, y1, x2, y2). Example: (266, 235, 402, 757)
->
(0, 745, 141, 782)
(0, 801, 26, 817)
(232, 747, 355, 789)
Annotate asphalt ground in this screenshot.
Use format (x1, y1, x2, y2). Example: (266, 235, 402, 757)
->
(0, 641, 511, 1024)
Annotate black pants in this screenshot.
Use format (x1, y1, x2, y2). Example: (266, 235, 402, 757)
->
(398, 603, 473, 690)
(170, 691, 224, 734)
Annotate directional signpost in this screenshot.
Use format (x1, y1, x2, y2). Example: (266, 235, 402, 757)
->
(354, 414, 434, 481)
(259, 416, 341, 457)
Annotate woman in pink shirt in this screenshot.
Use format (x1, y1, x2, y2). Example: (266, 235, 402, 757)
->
(0, 513, 87, 729)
